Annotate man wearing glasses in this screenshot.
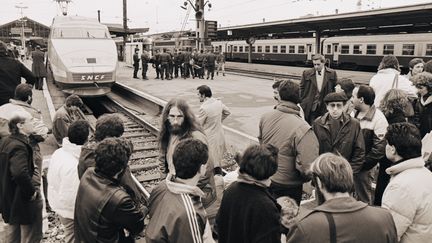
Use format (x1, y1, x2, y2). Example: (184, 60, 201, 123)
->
(312, 92, 366, 195)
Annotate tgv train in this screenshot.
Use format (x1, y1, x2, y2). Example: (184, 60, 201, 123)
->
(212, 33, 432, 71)
(47, 16, 118, 97)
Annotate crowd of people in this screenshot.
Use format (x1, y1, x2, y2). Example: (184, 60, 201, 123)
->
(0, 34, 432, 243)
(133, 47, 226, 81)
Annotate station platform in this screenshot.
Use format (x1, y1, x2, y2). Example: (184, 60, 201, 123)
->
(117, 61, 375, 138)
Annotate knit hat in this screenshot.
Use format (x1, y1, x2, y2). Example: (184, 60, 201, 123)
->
(324, 92, 348, 103)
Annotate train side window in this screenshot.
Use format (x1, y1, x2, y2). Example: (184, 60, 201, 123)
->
(219, 45, 222, 52)
(353, 45, 362, 55)
(289, 45, 295, 53)
(233, 46, 238, 52)
(298, 45, 305, 54)
(366, 44, 376, 55)
(280, 45, 286, 53)
(252, 46, 256, 52)
(239, 46, 243, 52)
(272, 46, 278, 53)
(402, 44, 415, 55)
(258, 46, 262, 52)
(383, 44, 394, 55)
(326, 45, 332, 54)
(245, 46, 249, 52)
(265, 46, 270, 53)
(228, 46, 231, 52)
(341, 45, 350, 54)
(426, 44, 432, 56)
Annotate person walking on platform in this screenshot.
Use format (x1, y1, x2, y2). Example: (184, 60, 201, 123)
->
(47, 120, 89, 243)
(300, 54, 337, 124)
(159, 48, 172, 80)
(52, 94, 83, 146)
(352, 85, 388, 204)
(146, 138, 215, 243)
(286, 153, 397, 243)
(31, 46, 46, 90)
(204, 50, 217, 80)
(0, 41, 36, 106)
(312, 92, 366, 197)
(216, 51, 226, 76)
(382, 122, 432, 242)
(258, 80, 319, 205)
(158, 98, 218, 222)
(0, 110, 43, 243)
(141, 48, 150, 80)
(74, 138, 146, 242)
(133, 49, 140, 79)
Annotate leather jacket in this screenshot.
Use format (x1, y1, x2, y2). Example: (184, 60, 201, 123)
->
(74, 168, 145, 243)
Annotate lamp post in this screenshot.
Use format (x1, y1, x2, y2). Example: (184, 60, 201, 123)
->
(15, 5, 28, 51)
(180, 0, 211, 51)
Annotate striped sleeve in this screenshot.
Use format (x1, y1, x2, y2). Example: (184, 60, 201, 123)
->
(180, 194, 204, 243)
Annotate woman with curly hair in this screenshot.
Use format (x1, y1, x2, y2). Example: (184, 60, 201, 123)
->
(411, 72, 432, 138)
(379, 88, 412, 124)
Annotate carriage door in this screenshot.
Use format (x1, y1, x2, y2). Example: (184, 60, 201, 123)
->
(306, 44, 313, 61)
(332, 43, 340, 64)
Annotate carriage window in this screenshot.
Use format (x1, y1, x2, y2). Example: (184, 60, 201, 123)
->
(233, 46, 238, 52)
(228, 46, 231, 52)
(426, 44, 432, 56)
(402, 44, 415, 55)
(383, 44, 394, 55)
(53, 28, 109, 39)
(257, 46, 262, 52)
(272, 46, 278, 53)
(341, 45, 350, 54)
(245, 46, 249, 52)
(252, 46, 256, 52)
(353, 45, 362, 54)
(239, 46, 243, 52)
(298, 45, 305, 54)
(265, 46, 270, 53)
(219, 45, 222, 52)
(326, 45, 332, 54)
(366, 45, 376, 54)
(289, 45, 295, 53)
(280, 45, 286, 53)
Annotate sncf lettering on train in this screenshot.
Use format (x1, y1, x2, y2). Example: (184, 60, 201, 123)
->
(80, 75, 105, 81)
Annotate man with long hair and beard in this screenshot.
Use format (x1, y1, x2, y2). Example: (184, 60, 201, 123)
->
(158, 98, 218, 223)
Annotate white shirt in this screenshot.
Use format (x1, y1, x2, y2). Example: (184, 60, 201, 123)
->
(316, 69, 324, 92)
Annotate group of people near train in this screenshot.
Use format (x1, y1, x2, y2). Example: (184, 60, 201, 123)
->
(0, 34, 432, 243)
(133, 46, 226, 81)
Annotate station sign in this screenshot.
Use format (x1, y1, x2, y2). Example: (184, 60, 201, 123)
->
(10, 27, 32, 35)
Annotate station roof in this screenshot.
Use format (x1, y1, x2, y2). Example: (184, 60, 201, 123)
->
(217, 3, 432, 39)
(104, 23, 149, 36)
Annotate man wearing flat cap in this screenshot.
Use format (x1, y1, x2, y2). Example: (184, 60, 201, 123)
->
(312, 92, 366, 199)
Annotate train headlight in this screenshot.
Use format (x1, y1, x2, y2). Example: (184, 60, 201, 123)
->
(53, 68, 67, 78)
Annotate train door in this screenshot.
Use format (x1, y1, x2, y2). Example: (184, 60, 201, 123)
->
(332, 43, 339, 64)
(306, 44, 313, 61)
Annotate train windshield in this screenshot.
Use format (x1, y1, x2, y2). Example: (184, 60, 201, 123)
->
(51, 28, 109, 39)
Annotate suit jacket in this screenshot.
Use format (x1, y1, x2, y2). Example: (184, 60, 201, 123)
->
(300, 67, 337, 123)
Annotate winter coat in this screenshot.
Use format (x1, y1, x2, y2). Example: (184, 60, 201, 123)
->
(259, 101, 319, 185)
(0, 54, 36, 106)
(217, 181, 281, 243)
(369, 68, 417, 107)
(413, 95, 432, 138)
(0, 134, 39, 224)
(198, 98, 231, 168)
(74, 168, 145, 243)
(300, 67, 337, 123)
(146, 175, 214, 243)
(382, 157, 432, 242)
(312, 112, 365, 174)
(31, 50, 46, 78)
(287, 197, 397, 243)
(47, 137, 81, 219)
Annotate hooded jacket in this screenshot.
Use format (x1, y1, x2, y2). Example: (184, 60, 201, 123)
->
(258, 101, 319, 185)
(382, 157, 432, 242)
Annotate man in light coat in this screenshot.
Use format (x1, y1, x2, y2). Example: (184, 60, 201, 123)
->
(382, 122, 432, 242)
(47, 120, 89, 243)
(197, 85, 231, 171)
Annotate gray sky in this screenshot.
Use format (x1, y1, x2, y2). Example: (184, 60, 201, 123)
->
(1, 0, 431, 34)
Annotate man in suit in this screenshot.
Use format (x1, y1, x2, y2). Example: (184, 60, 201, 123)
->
(300, 54, 337, 124)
